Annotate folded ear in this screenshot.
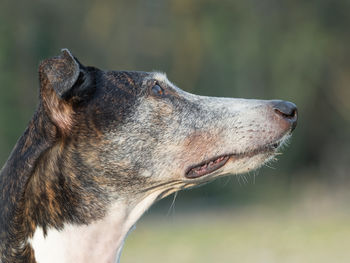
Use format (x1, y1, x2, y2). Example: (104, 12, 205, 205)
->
(39, 49, 96, 134)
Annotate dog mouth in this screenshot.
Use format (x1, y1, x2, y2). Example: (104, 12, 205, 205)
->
(185, 140, 283, 179)
(186, 155, 230, 179)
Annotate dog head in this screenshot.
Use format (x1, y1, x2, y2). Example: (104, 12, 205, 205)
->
(39, 49, 297, 201)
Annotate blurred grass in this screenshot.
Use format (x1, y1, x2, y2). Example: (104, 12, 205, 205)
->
(122, 184, 350, 263)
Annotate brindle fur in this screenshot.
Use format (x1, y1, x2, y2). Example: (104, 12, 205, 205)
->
(0, 50, 297, 263)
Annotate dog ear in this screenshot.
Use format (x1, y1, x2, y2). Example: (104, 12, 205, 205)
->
(39, 49, 96, 101)
(38, 49, 96, 134)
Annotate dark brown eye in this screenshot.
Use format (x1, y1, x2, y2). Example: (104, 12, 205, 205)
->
(151, 84, 164, 96)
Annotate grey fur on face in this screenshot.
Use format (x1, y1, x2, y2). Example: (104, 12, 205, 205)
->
(93, 71, 294, 201)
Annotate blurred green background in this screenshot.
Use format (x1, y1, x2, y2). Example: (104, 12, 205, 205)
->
(1, 0, 350, 262)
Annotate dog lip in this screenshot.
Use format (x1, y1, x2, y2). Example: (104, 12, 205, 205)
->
(186, 155, 230, 179)
(185, 140, 283, 179)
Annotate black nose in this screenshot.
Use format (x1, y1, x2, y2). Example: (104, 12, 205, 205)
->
(272, 100, 298, 131)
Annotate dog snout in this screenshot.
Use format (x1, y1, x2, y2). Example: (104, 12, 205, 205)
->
(270, 100, 298, 131)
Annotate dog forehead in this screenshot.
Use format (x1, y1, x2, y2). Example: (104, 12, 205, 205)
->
(101, 71, 177, 95)
(103, 70, 147, 89)
(148, 72, 176, 88)
(80, 70, 166, 131)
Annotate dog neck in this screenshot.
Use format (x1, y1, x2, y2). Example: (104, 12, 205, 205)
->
(29, 192, 160, 263)
(0, 108, 56, 262)
(0, 106, 159, 263)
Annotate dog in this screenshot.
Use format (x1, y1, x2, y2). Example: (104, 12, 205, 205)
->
(0, 49, 297, 263)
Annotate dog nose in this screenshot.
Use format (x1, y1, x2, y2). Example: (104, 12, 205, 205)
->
(271, 100, 298, 131)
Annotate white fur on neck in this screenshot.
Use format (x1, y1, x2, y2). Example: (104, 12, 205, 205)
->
(28, 192, 160, 263)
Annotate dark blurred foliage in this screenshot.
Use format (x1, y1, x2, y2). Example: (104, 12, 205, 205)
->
(1, 0, 349, 204)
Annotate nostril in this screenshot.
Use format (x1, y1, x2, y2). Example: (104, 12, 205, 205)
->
(274, 108, 297, 119)
(272, 100, 298, 131)
(273, 101, 298, 119)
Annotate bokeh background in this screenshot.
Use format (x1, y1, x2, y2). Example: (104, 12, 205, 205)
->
(1, 0, 350, 262)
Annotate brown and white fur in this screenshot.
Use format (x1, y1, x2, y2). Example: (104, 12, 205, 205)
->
(0, 49, 297, 263)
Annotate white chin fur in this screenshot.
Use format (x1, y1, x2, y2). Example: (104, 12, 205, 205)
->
(211, 133, 292, 178)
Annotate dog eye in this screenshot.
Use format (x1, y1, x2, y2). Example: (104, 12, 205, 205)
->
(151, 84, 164, 97)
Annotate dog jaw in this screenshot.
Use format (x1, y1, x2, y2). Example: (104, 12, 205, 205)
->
(184, 133, 291, 182)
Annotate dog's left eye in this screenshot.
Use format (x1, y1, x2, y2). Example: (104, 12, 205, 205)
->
(151, 84, 164, 97)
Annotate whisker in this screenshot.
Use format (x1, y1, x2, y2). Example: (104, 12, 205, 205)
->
(236, 174, 242, 186)
(264, 163, 276, 169)
(167, 191, 178, 216)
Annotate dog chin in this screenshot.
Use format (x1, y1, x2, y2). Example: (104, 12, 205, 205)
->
(205, 152, 270, 179)
(222, 133, 292, 176)
(186, 133, 291, 182)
